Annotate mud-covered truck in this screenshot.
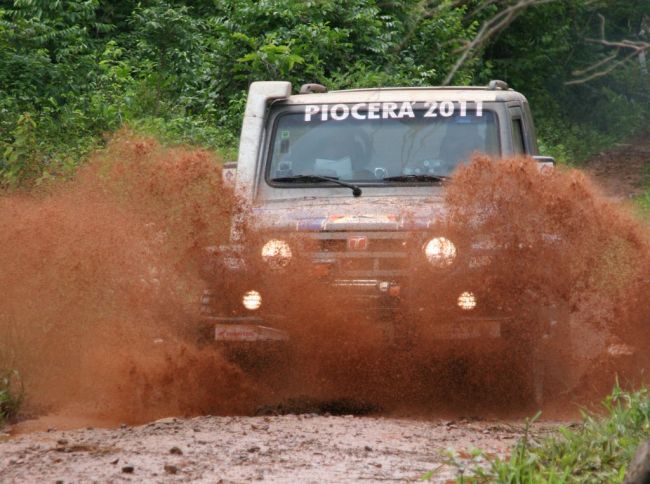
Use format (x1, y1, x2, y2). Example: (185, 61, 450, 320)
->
(202, 80, 558, 404)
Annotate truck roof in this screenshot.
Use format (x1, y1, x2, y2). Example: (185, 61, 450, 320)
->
(279, 86, 527, 105)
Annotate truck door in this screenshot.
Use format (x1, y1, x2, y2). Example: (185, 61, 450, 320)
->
(509, 106, 529, 155)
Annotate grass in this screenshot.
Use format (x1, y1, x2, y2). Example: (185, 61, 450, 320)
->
(0, 369, 22, 428)
(438, 384, 650, 483)
(635, 159, 650, 221)
(638, 190, 650, 221)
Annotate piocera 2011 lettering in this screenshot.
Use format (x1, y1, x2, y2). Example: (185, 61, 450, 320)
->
(303, 101, 483, 122)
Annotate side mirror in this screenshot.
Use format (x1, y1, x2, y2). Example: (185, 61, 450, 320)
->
(533, 155, 555, 170)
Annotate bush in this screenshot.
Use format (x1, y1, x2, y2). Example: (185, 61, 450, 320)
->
(0, 369, 22, 427)
(449, 385, 650, 482)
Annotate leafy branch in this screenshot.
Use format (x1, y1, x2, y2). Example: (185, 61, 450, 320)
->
(442, 0, 555, 85)
(566, 14, 650, 85)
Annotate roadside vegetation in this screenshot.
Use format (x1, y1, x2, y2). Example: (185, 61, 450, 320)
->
(640, 192, 650, 221)
(440, 385, 650, 483)
(640, 162, 650, 220)
(0, 369, 22, 428)
(1, 0, 650, 190)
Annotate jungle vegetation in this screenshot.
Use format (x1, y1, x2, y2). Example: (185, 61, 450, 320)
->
(0, 0, 649, 186)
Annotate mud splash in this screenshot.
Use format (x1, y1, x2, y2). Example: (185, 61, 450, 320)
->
(0, 132, 255, 426)
(1, 136, 649, 429)
(208, 156, 650, 417)
(443, 157, 650, 408)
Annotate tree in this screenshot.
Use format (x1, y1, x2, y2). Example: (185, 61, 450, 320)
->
(567, 14, 650, 85)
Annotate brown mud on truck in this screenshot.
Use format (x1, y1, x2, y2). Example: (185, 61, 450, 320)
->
(198, 80, 583, 409)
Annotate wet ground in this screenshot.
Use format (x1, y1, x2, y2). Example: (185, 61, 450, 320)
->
(585, 133, 650, 199)
(0, 414, 562, 483)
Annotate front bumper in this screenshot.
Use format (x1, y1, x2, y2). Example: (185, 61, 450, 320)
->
(210, 317, 289, 342)
(211, 315, 504, 343)
(205, 235, 509, 343)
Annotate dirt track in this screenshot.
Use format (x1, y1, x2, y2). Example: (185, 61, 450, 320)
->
(585, 133, 650, 198)
(0, 415, 562, 483)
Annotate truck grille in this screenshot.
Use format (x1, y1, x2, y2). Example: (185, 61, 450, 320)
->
(306, 231, 410, 278)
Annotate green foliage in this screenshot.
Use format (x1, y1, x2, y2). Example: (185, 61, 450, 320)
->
(1, 114, 41, 188)
(0, 0, 482, 177)
(452, 385, 650, 483)
(1, 0, 650, 185)
(637, 190, 650, 222)
(0, 369, 22, 427)
(635, 160, 650, 221)
(480, 0, 650, 162)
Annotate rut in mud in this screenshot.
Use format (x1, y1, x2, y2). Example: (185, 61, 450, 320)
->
(1, 132, 649, 427)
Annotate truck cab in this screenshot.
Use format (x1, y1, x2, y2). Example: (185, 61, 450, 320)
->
(233, 80, 548, 206)
(203, 80, 556, 401)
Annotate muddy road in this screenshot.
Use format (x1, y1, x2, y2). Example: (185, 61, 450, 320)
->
(0, 415, 562, 483)
(586, 133, 650, 199)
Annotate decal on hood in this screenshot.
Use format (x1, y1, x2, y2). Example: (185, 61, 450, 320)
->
(326, 214, 398, 225)
(296, 217, 327, 231)
(296, 214, 401, 231)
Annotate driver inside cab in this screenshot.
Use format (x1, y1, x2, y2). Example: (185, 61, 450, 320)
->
(310, 129, 374, 180)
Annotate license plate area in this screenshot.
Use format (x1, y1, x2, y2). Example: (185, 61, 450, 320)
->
(430, 320, 501, 340)
(214, 324, 289, 342)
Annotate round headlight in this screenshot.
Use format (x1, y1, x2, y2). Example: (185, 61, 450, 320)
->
(423, 237, 457, 267)
(242, 290, 262, 311)
(457, 291, 477, 311)
(261, 239, 292, 269)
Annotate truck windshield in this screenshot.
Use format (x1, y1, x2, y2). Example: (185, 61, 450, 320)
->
(267, 102, 499, 185)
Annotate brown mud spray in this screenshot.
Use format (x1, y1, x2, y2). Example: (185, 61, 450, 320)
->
(246, 157, 650, 417)
(1, 135, 649, 428)
(0, 133, 254, 427)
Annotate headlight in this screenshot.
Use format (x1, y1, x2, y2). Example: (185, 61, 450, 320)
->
(457, 291, 477, 311)
(242, 290, 262, 311)
(423, 237, 457, 267)
(261, 239, 292, 269)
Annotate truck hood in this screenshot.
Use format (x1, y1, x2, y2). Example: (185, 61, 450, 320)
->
(251, 195, 446, 231)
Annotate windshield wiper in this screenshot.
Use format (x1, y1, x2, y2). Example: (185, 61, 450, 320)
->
(382, 174, 449, 183)
(271, 174, 362, 197)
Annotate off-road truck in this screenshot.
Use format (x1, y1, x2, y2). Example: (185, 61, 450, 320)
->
(201, 80, 558, 404)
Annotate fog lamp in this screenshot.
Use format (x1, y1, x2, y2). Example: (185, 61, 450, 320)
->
(242, 290, 262, 311)
(457, 291, 477, 311)
(261, 239, 292, 269)
(423, 237, 457, 267)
